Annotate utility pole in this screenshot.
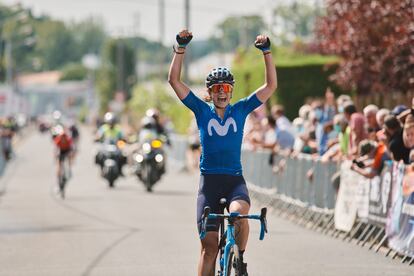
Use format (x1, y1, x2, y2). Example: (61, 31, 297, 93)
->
(183, 0, 190, 83)
(159, 0, 165, 79)
(5, 39, 13, 85)
(116, 38, 125, 96)
(133, 12, 140, 37)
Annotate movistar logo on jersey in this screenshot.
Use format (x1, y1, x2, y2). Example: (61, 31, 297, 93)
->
(207, 117, 237, 136)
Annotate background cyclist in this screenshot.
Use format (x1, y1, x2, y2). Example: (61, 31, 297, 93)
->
(168, 29, 277, 276)
(53, 125, 73, 184)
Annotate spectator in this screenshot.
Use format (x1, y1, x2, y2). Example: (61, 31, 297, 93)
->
(348, 113, 367, 157)
(270, 104, 295, 151)
(275, 121, 295, 151)
(343, 102, 357, 121)
(384, 115, 410, 164)
(397, 105, 411, 125)
(243, 110, 263, 151)
(323, 87, 336, 122)
(336, 94, 352, 113)
(298, 104, 312, 122)
(271, 104, 294, 134)
(292, 117, 305, 152)
(351, 139, 391, 178)
(403, 112, 414, 149)
(363, 104, 380, 140)
(320, 113, 347, 162)
(375, 108, 390, 142)
(391, 105, 408, 116)
(260, 116, 277, 150)
(243, 110, 261, 150)
(376, 108, 390, 128)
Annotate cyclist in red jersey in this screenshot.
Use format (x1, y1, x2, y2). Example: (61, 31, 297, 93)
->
(53, 125, 73, 183)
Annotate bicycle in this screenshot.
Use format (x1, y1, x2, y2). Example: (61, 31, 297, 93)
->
(58, 154, 71, 199)
(200, 198, 268, 276)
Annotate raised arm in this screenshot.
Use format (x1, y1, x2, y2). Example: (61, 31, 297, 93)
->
(253, 35, 278, 103)
(168, 30, 193, 100)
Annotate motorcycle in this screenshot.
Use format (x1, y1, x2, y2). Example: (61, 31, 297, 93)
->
(95, 140, 126, 188)
(132, 138, 166, 192)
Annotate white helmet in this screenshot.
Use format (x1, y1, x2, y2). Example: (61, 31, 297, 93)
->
(52, 110, 62, 122)
(104, 112, 116, 125)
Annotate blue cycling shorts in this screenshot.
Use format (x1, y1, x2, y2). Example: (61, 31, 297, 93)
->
(197, 174, 250, 234)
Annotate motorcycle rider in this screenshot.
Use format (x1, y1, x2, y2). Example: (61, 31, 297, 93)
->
(1, 116, 17, 160)
(96, 112, 123, 143)
(138, 116, 159, 144)
(95, 112, 126, 175)
(144, 108, 170, 144)
(135, 114, 167, 176)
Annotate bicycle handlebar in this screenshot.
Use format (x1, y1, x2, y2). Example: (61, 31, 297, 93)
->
(199, 207, 268, 240)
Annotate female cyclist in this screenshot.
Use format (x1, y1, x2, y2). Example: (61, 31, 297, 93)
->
(168, 29, 277, 276)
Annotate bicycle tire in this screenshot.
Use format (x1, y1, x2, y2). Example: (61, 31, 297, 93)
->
(58, 173, 66, 198)
(225, 245, 241, 276)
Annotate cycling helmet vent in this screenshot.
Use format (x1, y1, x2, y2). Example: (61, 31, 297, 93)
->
(205, 67, 235, 88)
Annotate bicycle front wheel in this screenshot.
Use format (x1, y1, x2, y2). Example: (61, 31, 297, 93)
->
(225, 245, 242, 276)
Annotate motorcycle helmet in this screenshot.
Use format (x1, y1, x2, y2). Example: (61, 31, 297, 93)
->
(145, 108, 160, 120)
(141, 116, 156, 129)
(104, 112, 116, 125)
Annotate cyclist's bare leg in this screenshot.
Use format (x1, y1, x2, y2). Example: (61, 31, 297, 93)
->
(198, 231, 219, 276)
(57, 159, 63, 180)
(229, 199, 250, 251)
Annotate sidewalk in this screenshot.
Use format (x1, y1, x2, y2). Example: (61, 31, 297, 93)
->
(0, 124, 34, 196)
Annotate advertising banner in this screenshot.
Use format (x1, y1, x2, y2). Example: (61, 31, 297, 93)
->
(386, 162, 405, 238)
(356, 174, 370, 221)
(335, 161, 358, 232)
(388, 165, 414, 258)
(368, 161, 393, 226)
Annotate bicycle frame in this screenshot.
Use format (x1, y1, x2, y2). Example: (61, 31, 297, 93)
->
(200, 208, 268, 276)
(221, 214, 237, 276)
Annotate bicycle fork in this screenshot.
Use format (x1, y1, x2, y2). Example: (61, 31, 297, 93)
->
(221, 224, 237, 276)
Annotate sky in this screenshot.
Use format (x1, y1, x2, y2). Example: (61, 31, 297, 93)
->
(3, 0, 313, 44)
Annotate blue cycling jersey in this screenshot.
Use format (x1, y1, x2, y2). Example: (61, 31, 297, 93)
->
(181, 91, 262, 175)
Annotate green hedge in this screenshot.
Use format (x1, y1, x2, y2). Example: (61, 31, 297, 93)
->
(59, 63, 87, 81)
(276, 64, 343, 120)
(232, 47, 343, 120)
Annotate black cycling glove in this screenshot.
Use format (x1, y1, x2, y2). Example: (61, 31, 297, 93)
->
(254, 37, 271, 52)
(176, 34, 193, 48)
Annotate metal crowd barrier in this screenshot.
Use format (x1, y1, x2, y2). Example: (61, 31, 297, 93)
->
(166, 134, 189, 169)
(0, 141, 9, 195)
(169, 135, 338, 213)
(168, 135, 413, 265)
(241, 150, 337, 211)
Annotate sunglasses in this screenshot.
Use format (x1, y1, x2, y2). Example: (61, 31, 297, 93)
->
(210, 84, 233, 93)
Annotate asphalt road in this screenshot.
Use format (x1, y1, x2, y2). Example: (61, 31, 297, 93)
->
(0, 128, 413, 276)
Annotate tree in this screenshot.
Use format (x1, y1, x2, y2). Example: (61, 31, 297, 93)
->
(69, 17, 106, 56)
(59, 63, 87, 81)
(271, 1, 324, 45)
(212, 15, 265, 52)
(33, 20, 78, 70)
(96, 38, 136, 113)
(128, 82, 191, 134)
(316, 0, 414, 95)
(0, 5, 37, 78)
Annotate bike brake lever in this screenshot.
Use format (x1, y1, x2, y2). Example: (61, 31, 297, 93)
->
(199, 207, 211, 240)
(259, 208, 268, 240)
